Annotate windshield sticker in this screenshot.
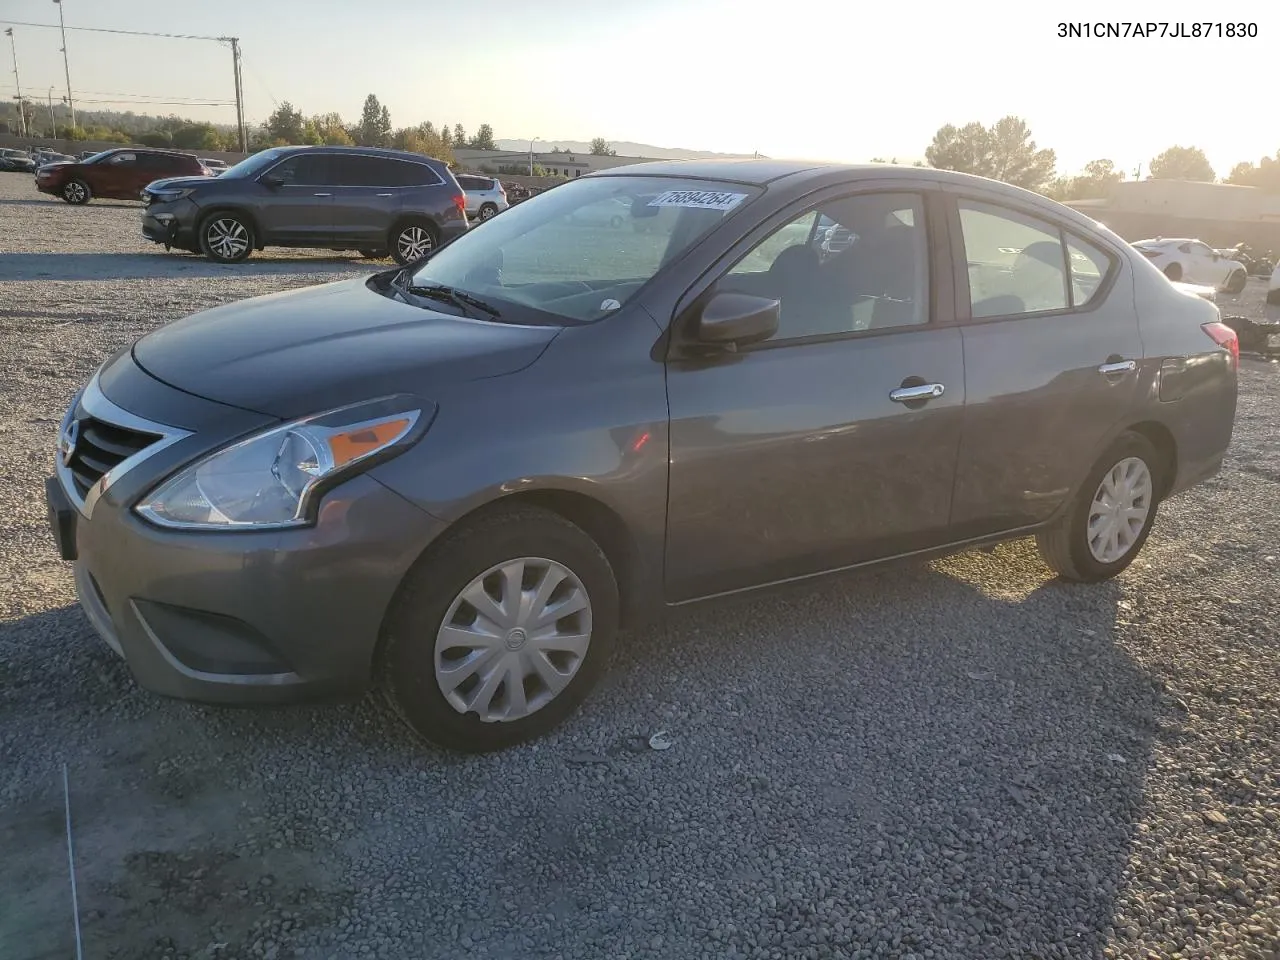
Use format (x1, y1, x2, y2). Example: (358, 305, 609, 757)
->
(646, 190, 748, 211)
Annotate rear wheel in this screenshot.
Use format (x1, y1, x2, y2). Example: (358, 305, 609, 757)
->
(479, 203, 498, 221)
(391, 219, 438, 266)
(1163, 262, 1183, 282)
(62, 179, 90, 205)
(199, 212, 254, 263)
(380, 505, 619, 753)
(1224, 269, 1246, 294)
(1036, 431, 1162, 583)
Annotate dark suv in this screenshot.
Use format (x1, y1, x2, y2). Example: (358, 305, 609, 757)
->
(141, 145, 469, 265)
(36, 148, 209, 204)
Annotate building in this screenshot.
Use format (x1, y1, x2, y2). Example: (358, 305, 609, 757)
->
(1065, 179, 1280, 250)
(452, 148, 662, 178)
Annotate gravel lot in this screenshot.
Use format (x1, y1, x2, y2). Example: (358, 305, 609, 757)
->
(2, 172, 1279, 960)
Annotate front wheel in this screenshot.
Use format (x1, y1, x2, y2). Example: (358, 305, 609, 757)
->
(380, 505, 619, 753)
(62, 179, 90, 205)
(1036, 432, 1163, 583)
(1223, 269, 1246, 294)
(199, 213, 254, 263)
(391, 220, 437, 266)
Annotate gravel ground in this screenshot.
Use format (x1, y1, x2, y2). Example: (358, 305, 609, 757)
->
(1, 172, 1279, 960)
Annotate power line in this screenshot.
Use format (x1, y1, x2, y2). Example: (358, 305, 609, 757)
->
(2, 83, 233, 103)
(0, 19, 228, 42)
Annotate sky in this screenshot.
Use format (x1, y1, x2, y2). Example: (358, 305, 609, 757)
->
(1, 0, 1275, 177)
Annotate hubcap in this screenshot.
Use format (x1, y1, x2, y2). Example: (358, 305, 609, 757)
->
(435, 557, 592, 723)
(65, 182, 85, 202)
(1087, 456, 1153, 564)
(397, 226, 434, 261)
(480, 207, 495, 220)
(207, 218, 249, 259)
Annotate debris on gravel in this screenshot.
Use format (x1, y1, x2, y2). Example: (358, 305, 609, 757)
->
(1, 173, 1278, 960)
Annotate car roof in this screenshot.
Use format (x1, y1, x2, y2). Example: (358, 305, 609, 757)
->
(278, 144, 447, 166)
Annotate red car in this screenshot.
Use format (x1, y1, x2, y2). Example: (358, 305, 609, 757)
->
(36, 148, 210, 205)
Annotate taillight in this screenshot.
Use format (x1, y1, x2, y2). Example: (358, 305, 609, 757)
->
(452, 193, 466, 215)
(1202, 321, 1239, 370)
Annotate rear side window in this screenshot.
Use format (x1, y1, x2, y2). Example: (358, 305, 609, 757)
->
(391, 161, 444, 187)
(958, 200, 1068, 318)
(108, 153, 136, 166)
(330, 155, 398, 186)
(456, 175, 480, 189)
(1065, 235, 1114, 307)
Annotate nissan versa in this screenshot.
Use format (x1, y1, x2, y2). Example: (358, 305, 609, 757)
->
(45, 161, 1239, 753)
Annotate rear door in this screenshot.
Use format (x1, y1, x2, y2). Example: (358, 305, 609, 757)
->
(664, 187, 966, 601)
(328, 155, 407, 246)
(944, 192, 1143, 538)
(256, 153, 336, 242)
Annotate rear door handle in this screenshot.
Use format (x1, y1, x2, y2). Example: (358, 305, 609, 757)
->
(1098, 360, 1137, 375)
(313, 192, 332, 197)
(375, 192, 394, 197)
(889, 383, 945, 403)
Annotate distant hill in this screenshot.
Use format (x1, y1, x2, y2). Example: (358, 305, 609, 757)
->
(492, 139, 759, 160)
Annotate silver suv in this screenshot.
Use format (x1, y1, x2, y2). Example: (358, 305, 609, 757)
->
(456, 174, 509, 221)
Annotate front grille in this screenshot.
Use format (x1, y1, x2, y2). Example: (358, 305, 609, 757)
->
(67, 415, 161, 500)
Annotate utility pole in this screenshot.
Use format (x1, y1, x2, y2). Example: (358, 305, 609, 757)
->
(46, 86, 56, 138)
(5, 28, 27, 138)
(529, 137, 538, 176)
(52, 0, 75, 130)
(228, 37, 246, 152)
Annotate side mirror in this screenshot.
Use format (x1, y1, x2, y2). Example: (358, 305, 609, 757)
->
(695, 291, 779, 347)
(260, 174, 283, 189)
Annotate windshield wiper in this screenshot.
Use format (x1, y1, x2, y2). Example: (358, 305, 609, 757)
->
(406, 283, 502, 319)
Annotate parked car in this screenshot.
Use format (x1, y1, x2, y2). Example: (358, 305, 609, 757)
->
(1269, 260, 1280, 305)
(140, 145, 468, 265)
(35, 148, 209, 204)
(1131, 237, 1248, 293)
(201, 158, 229, 176)
(45, 161, 1239, 752)
(0, 148, 36, 173)
(456, 173, 509, 221)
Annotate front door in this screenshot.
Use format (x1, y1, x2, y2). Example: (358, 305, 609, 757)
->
(256, 153, 336, 243)
(664, 190, 966, 602)
(946, 194, 1146, 538)
(94, 151, 137, 199)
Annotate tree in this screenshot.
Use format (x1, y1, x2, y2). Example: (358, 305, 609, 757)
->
(470, 123, 495, 150)
(925, 116, 1056, 190)
(265, 101, 306, 145)
(171, 122, 224, 151)
(391, 125, 454, 165)
(1044, 158, 1125, 201)
(453, 124, 466, 147)
(440, 124, 452, 146)
(1224, 151, 1280, 192)
(1148, 145, 1214, 182)
(309, 112, 353, 146)
(356, 94, 391, 147)
(590, 137, 616, 156)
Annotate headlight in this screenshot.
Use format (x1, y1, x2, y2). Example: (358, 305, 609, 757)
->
(150, 187, 194, 202)
(135, 397, 431, 530)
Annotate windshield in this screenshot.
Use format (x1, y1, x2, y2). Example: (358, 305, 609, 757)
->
(408, 175, 761, 323)
(218, 147, 288, 180)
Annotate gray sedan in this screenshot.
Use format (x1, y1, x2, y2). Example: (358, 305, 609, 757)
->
(45, 161, 1239, 752)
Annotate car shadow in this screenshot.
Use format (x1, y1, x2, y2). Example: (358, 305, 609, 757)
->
(0, 252, 380, 282)
(0, 541, 1163, 958)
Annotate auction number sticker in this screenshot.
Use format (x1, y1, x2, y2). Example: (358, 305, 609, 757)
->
(646, 190, 748, 211)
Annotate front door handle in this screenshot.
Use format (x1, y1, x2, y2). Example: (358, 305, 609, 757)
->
(889, 383, 945, 403)
(313, 192, 332, 197)
(375, 192, 394, 197)
(1098, 359, 1137, 375)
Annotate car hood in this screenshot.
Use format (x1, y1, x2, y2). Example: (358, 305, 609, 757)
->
(131, 277, 562, 419)
(37, 161, 74, 172)
(146, 175, 220, 191)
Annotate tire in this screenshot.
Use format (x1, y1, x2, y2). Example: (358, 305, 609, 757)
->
(62, 179, 90, 205)
(380, 505, 619, 753)
(391, 219, 438, 266)
(479, 203, 498, 221)
(1163, 262, 1183, 282)
(359, 248, 388, 260)
(1224, 269, 1246, 294)
(199, 212, 254, 263)
(1036, 431, 1163, 583)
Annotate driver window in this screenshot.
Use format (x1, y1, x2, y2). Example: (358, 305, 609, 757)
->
(110, 153, 136, 165)
(720, 192, 929, 341)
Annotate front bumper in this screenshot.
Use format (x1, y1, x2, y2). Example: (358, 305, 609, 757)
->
(35, 179, 60, 195)
(142, 199, 199, 249)
(46, 364, 448, 705)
